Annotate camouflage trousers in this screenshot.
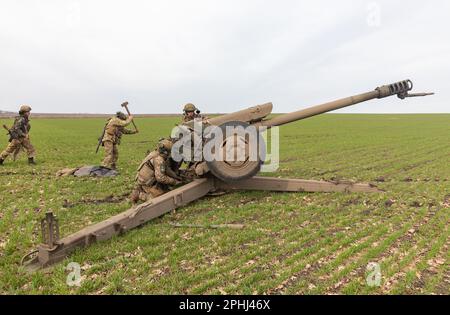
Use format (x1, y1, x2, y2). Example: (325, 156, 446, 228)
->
(101, 140, 118, 169)
(130, 183, 167, 204)
(0, 138, 35, 160)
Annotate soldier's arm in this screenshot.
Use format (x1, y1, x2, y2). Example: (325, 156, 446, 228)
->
(122, 128, 137, 135)
(165, 164, 182, 181)
(112, 116, 133, 127)
(154, 157, 181, 186)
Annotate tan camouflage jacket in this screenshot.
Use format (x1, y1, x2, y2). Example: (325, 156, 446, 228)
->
(102, 116, 135, 144)
(181, 113, 204, 123)
(10, 115, 31, 139)
(136, 150, 179, 186)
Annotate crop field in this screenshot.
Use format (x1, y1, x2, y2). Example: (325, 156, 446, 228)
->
(0, 114, 449, 294)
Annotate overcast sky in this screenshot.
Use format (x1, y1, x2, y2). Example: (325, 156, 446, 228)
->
(0, 1, 448, 114)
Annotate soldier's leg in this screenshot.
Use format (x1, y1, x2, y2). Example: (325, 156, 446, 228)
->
(111, 144, 119, 169)
(129, 185, 153, 203)
(0, 139, 21, 162)
(21, 137, 36, 164)
(129, 184, 142, 204)
(130, 184, 167, 204)
(101, 141, 114, 169)
(138, 184, 166, 201)
(21, 138, 36, 158)
(12, 145, 23, 161)
(147, 183, 167, 198)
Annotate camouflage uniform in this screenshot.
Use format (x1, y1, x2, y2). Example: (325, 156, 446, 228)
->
(130, 140, 182, 203)
(101, 113, 136, 169)
(181, 103, 203, 123)
(182, 112, 202, 123)
(0, 105, 36, 165)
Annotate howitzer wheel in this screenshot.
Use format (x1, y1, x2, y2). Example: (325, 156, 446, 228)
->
(206, 121, 265, 182)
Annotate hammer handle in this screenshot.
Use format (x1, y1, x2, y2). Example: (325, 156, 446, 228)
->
(123, 105, 138, 132)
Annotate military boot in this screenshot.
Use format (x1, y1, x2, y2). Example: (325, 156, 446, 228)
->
(28, 157, 36, 165)
(129, 189, 140, 204)
(0, 158, 4, 165)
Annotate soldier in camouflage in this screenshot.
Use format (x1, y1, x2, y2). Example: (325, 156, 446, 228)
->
(130, 138, 183, 204)
(0, 105, 36, 165)
(181, 103, 202, 123)
(101, 111, 137, 169)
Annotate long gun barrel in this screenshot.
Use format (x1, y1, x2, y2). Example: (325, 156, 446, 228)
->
(96, 125, 107, 154)
(3, 124, 14, 139)
(257, 79, 433, 128)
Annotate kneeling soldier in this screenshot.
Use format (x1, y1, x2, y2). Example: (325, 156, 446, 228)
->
(101, 111, 137, 169)
(130, 138, 183, 204)
(0, 105, 36, 165)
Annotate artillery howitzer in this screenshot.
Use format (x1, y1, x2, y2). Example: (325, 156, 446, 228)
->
(179, 79, 433, 182)
(23, 80, 433, 270)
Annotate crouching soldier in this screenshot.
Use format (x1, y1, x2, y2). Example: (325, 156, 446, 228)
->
(130, 138, 183, 204)
(0, 105, 36, 165)
(101, 111, 137, 169)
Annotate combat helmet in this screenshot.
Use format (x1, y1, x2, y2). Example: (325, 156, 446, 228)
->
(19, 105, 32, 115)
(158, 138, 174, 156)
(116, 111, 127, 120)
(183, 103, 197, 113)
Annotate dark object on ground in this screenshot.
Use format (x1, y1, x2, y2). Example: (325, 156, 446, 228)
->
(56, 165, 118, 177)
(74, 165, 118, 177)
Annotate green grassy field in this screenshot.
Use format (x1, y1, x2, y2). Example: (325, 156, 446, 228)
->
(0, 114, 449, 294)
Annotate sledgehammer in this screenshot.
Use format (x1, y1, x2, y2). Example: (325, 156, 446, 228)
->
(121, 101, 138, 132)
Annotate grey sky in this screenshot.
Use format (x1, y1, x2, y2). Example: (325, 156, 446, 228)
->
(0, 0, 448, 114)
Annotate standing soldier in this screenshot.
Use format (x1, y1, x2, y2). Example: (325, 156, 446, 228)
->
(0, 105, 36, 165)
(181, 103, 202, 123)
(130, 138, 183, 204)
(100, 111, 137, 170)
